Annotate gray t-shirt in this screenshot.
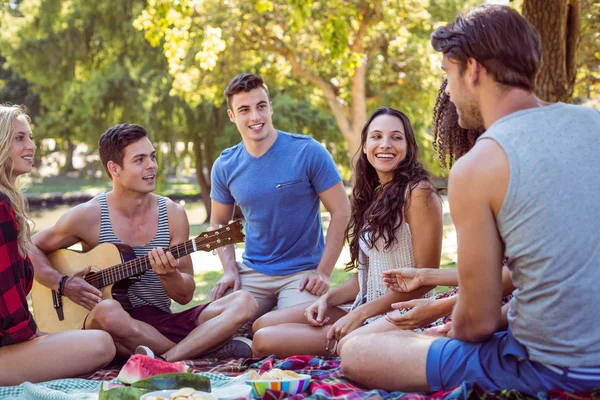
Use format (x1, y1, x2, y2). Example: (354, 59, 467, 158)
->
(478, 102, 600, 367)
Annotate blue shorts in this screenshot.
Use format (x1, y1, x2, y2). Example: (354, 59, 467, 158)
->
(426, 329, 600, 395)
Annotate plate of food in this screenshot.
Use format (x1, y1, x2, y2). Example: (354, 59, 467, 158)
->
(140, 387, 216, 400)
(246, 368, 311, 397)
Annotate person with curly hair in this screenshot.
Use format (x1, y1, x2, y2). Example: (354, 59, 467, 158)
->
(341, 4, 600, 394)
(432, 79, 485, 170)
(0, 105, 116, 385)
(251, 107, 443, 357)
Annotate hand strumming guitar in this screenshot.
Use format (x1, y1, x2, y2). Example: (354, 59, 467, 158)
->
(64, 266, 103, 310)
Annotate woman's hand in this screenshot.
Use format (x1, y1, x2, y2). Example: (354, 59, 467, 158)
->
(382, 268, 424, 293)
(304, 294, 330, 326)
(326, 311, 365, 342)
(423, 321, 454, 338)
(385, 298, 445, 330)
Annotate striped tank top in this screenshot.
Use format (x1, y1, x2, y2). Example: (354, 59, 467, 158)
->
(97, 192, 172, 313)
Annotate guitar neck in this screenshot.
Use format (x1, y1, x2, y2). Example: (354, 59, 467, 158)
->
(84, 220, 243, 289)
(89, 238, 202, 289)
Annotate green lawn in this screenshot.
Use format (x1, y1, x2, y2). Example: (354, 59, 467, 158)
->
(24, 175, 200, 196)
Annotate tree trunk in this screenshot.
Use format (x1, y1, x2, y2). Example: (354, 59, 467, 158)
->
(193, 138, 212, 223)
(63, 139, 76, 172)
(522, 0, 582, 103)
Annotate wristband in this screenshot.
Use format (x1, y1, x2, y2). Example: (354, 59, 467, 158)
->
(57, 275, 68, 296)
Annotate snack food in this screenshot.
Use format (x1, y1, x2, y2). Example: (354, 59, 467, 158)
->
(143, 387, 215, 400)
(247, 368, 301, 380)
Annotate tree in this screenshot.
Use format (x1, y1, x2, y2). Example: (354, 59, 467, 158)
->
(136, 0, 476, 171)
(574, 0, 600, 100)
(522, 0, 582, 103)
(0, 55, 40, 118)
(0, 0, 169, 171)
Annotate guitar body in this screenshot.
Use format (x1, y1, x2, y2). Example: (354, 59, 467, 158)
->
(31, 243, 136, 333)
(31, 220, 245, 334)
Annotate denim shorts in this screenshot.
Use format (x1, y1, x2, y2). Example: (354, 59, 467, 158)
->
(426, 328, 600, 395)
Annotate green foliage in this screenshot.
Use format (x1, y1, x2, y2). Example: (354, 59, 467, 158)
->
(0, 55, 40, 117)
(575, 0, 600, 100)
(135, 0, 481, 176)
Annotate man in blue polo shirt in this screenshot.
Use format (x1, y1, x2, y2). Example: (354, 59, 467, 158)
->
(209, 73, 351, 322)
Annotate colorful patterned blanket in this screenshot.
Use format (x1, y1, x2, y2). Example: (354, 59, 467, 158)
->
(1, 355, 598, 399)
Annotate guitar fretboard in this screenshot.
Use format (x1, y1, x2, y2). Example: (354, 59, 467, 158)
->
(84, 224, 241, 289)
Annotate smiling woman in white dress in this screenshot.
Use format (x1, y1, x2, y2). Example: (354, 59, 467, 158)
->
(251, 107, 443, 358)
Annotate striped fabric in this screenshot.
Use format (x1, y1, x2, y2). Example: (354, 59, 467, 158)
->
(97, 192, 171, 313)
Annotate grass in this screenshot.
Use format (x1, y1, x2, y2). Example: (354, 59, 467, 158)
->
(23, 175, 200, 197)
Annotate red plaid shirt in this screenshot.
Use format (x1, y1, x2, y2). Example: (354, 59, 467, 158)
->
(0, 195, 37, 347)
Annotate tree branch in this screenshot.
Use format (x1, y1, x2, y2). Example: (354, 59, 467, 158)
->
(367, 81, 398, 104)
(350, 2, 382, 53)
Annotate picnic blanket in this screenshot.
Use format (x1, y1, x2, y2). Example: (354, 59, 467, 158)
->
(1, 355, 598, 399)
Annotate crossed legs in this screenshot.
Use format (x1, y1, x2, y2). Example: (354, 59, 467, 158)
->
(86, 291, 257, 362)
(252, 302, 347, 357)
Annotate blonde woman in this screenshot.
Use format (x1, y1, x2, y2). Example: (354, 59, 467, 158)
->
(0, 105, 115, 385)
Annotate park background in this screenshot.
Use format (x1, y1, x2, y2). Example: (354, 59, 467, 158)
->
(0, 0, 598, 311)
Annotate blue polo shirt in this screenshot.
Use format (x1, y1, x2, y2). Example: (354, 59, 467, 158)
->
(210, 131, 341, 276)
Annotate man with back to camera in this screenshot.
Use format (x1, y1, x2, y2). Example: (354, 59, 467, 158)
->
(339, 5, 600, 394)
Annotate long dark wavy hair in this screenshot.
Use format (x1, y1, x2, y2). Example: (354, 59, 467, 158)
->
(432, 79, 485, 169)
(345, 107, 434, 271)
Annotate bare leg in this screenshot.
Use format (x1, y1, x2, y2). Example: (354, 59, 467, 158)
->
(337, 316, 398, 354)
(163, 291, 257, 361)
(252, 303, 347, 357)
(254, 323, 340, 358)
(0, 330, 115, 386)
(85, 299, 176, 357)
(340, 330, 437, 392)
(252, 301, 316, 333)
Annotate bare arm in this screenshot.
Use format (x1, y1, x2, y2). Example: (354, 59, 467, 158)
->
(30, 200, 103, 310)
(209, 200, 238, 301)
(151, 201, 196, 305)
(448, 140, 508, 342)
(325, 273, 360, 307)
(334, 183, 444, 331)
(300, 182, 351, 296)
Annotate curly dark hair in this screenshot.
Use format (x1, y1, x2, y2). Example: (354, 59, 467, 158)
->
(432, 79, 485, 169)
(345, 107, 435, 271)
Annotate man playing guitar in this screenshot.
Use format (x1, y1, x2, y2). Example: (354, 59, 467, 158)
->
(29, 123, 257, 362)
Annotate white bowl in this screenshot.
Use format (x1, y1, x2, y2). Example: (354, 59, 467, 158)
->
(140, 389, 216, 400)
(211, 385, 252, 400)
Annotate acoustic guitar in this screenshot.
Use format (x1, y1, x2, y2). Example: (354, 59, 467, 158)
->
(31, 220, 244, 333)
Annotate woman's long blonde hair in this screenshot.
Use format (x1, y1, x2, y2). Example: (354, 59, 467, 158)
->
(0, 104, 33, 256)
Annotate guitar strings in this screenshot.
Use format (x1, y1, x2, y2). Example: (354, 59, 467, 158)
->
(84, 232, 238, 288)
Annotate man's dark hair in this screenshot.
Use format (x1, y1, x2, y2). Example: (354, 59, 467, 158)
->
(99, 123, 147, 178)
(224, 73, 270, 110)
(431, 5, 542, 91)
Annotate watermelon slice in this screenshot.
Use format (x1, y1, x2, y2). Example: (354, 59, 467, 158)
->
(117, 354, 189, 384)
